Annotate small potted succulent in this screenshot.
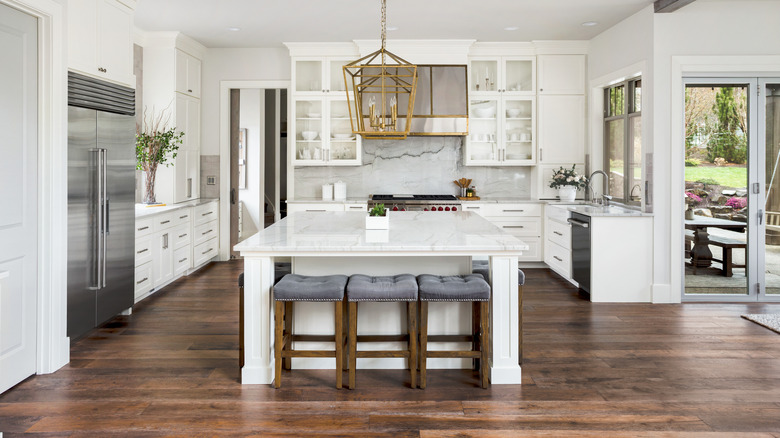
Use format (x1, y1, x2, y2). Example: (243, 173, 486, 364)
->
(366, 203, 389, 229)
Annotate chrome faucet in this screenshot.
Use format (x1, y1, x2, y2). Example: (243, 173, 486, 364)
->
(588, 170, 612, 206)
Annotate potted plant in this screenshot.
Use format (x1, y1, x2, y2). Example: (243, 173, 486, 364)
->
(136, 108, 184, 204)
(685, 192, 702, 219)
(366, 203, 389, 229)
(549, 165, 588, 202)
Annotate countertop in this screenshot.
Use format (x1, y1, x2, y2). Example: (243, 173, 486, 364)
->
(565, 204, 652, 217)
(286, 198, 368, 204)
(234, 211, 529, 254)
(135, 198, 218, 218)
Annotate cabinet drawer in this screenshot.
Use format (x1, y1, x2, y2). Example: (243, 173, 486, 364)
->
(461, 204, 485, 216)
(481, 203, 541, 217)
(547, 219, 571, 249)
(194, 201, 218, 226)
(193, 239, 218, 267)
(545, 241, 571, 278)
(173, 224, 191, 249)
(518, 237, 542, 262)
(344, 203, 368, 212)
(134, 261, 153, 302)
(194, 220, 218, 246)
(135, 217, 154, 238)
(288, 203, 343, 213)
(489, 218, 541, 237)
(135, 235, 153, 267)
(152, 212, 177, 232)
(174, 245, 191, 276)
(173, 207, 193, 227)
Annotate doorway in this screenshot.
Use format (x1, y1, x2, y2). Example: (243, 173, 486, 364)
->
(683, 77, 780, 301)
(227, 86, 288, 258)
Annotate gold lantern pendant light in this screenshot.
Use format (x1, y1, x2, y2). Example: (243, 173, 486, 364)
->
(343, 0, 417, 140)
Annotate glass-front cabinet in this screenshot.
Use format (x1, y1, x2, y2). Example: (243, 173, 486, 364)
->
(469, 57, 535, 95)
(291, 57, 361, 166)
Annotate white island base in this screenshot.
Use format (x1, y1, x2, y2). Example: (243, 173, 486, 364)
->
(236, 211, 526, 385)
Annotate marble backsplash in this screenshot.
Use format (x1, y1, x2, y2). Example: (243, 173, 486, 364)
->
(293, 137, 532, 199)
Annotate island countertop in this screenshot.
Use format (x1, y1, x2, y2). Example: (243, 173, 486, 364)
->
(235, 211, 529, 255)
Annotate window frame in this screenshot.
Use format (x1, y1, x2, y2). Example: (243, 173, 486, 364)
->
(603, 77, 642, 206)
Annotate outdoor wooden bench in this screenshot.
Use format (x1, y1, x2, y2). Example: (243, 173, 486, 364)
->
(685, 233, 745, 277)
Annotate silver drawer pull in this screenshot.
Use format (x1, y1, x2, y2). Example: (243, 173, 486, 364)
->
(179, 258, 188, 263)
(137, 248, 148, 254)
(160, 220, 170, 225)
(201, 229, 213, 235)
(179, 233, 188, 238)
(553, 231, 563, 236)
(553, 256, 563, 262)
(180, 215, 189, 219)
(307, 209, 327, 212)
(349, 206, 363, 209)
(136, 277, 148, 285)
(137, 226, 149, 231)
(503, 209, 525, 212)
(465, 206, 479, 210)
(202, 248, 213, 255)
(202, 211, 213, 216)
(503, 225, 524, 229)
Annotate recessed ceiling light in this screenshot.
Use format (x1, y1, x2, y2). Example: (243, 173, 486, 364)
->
(227, 27, 241, 32)
(504, 26, 520, 31)
(386, 26, 399, 31)
(581, 21, 598, 27)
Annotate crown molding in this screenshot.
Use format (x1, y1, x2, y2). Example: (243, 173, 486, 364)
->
(531, 40, 589, 55)
(135, 31, 207, 59)
(353, 39, 476, 64)
(283, 42, 359, 58)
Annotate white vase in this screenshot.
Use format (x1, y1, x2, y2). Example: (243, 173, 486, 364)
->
(365, 215, 389, 230)
(557, 186, 577, 202)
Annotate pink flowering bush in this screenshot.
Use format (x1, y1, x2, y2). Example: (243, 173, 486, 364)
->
(685, 192, 702, 205)
(725, 197, 747, 210)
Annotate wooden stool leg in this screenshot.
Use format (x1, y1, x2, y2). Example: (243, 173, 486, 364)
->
(480, 301, 490, 389)
(407, 301, 418, 389)
(283, 302, 293, 370)
(335, 300, 343, 389)
(348, 302, 358, 390)
(343, 300, 349, 372)
(472, 301, 480, 371)
(419, 301, 428, 389)
(273, 301, 284, 389)
(518, 285, 523, 365)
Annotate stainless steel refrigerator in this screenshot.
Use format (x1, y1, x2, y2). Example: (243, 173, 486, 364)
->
(67, 72, 136, 340)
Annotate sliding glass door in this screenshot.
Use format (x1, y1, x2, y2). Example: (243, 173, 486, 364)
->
(683, 77, 780, 301)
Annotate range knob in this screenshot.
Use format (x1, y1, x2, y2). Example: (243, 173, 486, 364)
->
(423, 208, 429, 211)
(452, 206, 458, 211)
(401, 208, 406, 211)
(392, 206, 399, 211)
(444, 206, 451, 211)
(437, 206, 444, 211)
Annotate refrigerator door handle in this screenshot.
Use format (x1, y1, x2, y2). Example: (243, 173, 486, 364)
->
(101, 148, 107, 288)
(89, 148, 103, 290)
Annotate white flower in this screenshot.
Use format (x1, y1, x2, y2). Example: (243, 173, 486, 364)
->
(567, 176, 574, 182)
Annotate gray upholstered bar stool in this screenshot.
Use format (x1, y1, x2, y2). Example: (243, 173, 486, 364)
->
(417, 274, 491, 389)
(472, 260, 525, 365)
(272, 274, 348, 389)
(346, 274, 418, 389)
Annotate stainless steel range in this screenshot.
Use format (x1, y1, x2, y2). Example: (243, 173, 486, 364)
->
(369, 194, 462, 212)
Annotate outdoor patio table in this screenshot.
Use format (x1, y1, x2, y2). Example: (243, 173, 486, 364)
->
(685, 217, 746, 273)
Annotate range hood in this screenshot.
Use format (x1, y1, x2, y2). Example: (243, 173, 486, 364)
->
(406, 65, 468, 137)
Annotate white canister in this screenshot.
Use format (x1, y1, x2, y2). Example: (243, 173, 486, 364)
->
(333, 181, 347, 201)
(322, 184, 333, 201)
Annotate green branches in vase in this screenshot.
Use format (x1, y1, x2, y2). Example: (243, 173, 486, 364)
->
(136, 107, 184, 204)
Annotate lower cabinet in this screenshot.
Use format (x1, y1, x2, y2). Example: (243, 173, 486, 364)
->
(462, 202, 543, 262)
(286, 202, 367, 214)
(134, 200, 219, 304)
(544, 205, 573, 280)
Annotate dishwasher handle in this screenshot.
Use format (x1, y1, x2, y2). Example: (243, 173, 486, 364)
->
(567, 218, 589, 228)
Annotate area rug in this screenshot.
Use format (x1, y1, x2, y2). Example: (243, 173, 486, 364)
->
(741, 314, 780, 334)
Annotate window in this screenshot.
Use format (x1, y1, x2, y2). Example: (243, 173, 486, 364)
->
(604, 78, 642, 205)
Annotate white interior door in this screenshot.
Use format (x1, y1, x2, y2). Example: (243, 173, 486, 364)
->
(0, 3, 38, 393)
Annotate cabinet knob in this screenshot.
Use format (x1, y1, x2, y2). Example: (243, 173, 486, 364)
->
(188, 89, 193, 93)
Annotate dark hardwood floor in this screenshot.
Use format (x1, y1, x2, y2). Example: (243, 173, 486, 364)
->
(2, 260, 780, 436)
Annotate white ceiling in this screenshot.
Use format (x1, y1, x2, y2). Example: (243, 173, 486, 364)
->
(134, 0, 655, 48)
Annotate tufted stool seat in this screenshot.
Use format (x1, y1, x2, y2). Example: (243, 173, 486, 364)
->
(346, 274, 418, 389)
(472, 260, 525, 365)
(273, 274, 348, 389)
(417, 274, 491, 389)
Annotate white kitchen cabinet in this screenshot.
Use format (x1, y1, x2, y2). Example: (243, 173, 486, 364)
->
(537, 55, 586, 95)
(469, 56, 536, 96)
(134, 262, 153, 302)
(462, 203, 542, 262)
(466, 96, 536, 166)
(175, 94, 201, 151)
(287, 203, 345, 214)
(67, 0, 135, 87)
(537, 95, 586, 164)
(175, 49, 201, 98)
(192, 200, 219, 270)
(151, 228, 174, 287)
(544, 205, 573, 280)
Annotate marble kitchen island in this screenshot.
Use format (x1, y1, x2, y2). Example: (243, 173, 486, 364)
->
(235, 211, 527, 385)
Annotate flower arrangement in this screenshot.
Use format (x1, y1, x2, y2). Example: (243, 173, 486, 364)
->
(549, 165, 588, 190)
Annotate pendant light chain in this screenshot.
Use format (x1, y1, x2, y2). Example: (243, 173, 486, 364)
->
(380, 0, 387, 64)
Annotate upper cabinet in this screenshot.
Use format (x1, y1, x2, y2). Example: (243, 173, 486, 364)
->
(469, 57, 536, 96)
(175, 49, 201, 99)
(537, 55, 586, 95)
(68, 0, 135, 87)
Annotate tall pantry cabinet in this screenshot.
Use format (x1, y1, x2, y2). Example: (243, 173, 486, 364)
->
(141, 33, 205, 204)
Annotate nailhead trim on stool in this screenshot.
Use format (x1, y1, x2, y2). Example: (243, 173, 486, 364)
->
(273, 274, 348, 389)
(417, 274, 491, 389)
(346, 274, 418, 389)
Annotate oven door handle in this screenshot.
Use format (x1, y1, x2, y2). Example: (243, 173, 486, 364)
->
(567, 218, 589, 228)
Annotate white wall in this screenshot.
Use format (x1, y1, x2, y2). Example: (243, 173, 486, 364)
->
(652, 0, 780, 301)
(201, 48, 290, 155)
(239, 88, 262, 238)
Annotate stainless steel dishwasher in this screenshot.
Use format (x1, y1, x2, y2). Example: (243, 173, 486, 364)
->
(568, 212, 591, 295)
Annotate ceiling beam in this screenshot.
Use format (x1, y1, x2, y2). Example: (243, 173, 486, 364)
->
(654, 0, 697, 13)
